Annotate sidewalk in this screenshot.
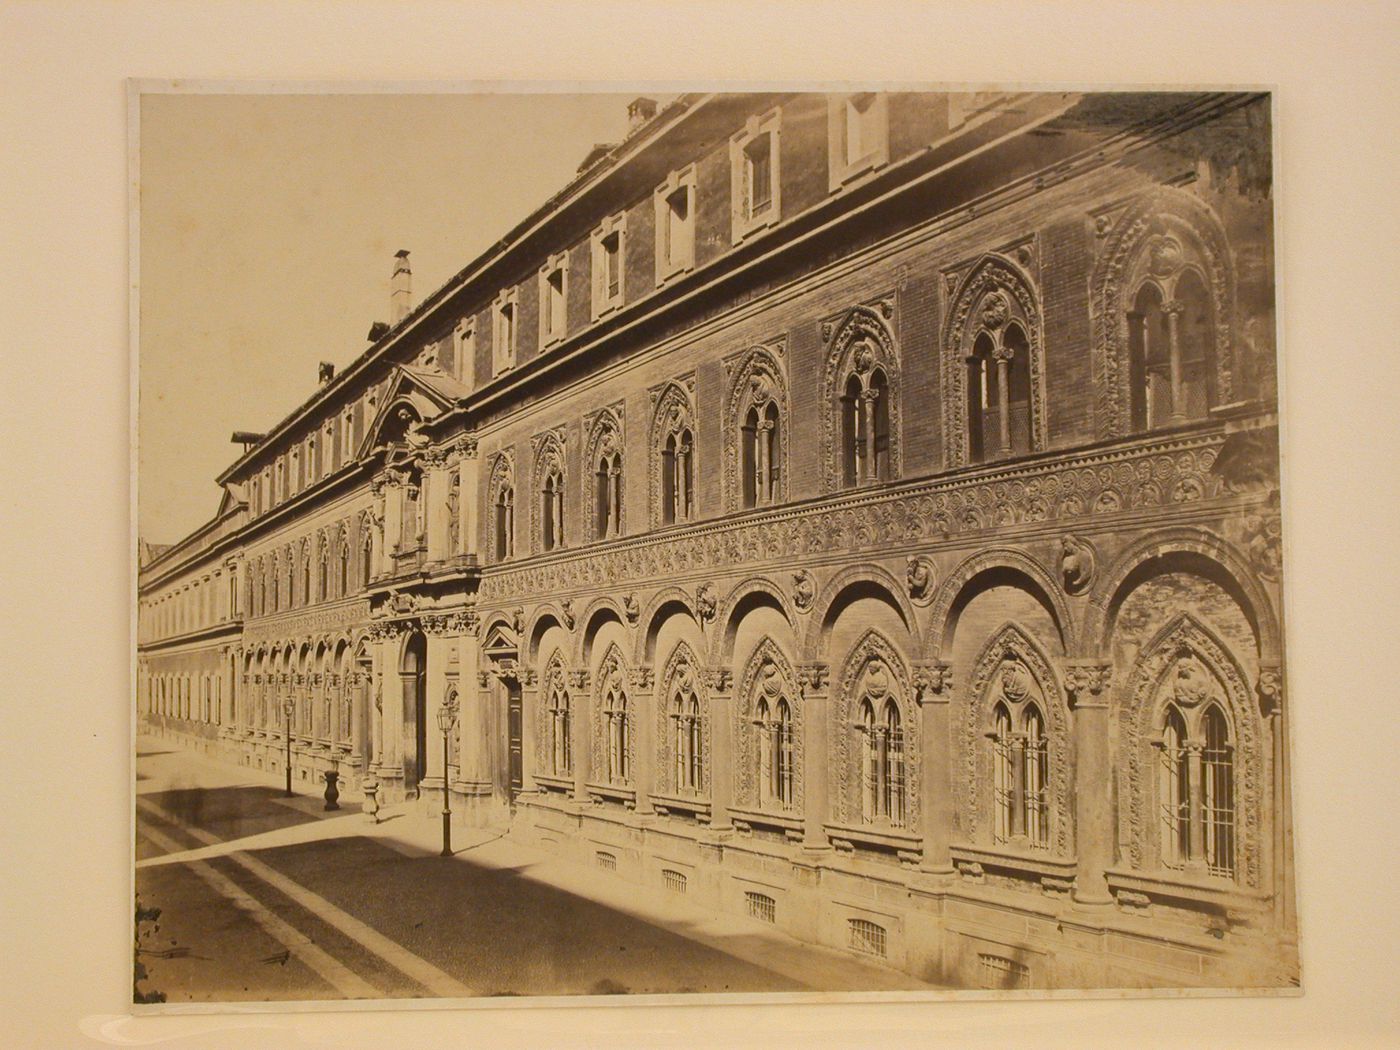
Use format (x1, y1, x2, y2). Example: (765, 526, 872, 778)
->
(136, 735, 938, 997)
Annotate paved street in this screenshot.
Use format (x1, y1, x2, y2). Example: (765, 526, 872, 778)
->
(134, 736, 934, 1003)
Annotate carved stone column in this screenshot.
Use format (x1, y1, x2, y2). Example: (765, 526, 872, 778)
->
(705, 668, 734, 832)
(569, 669, 592, 803)
(377, 628, 405, 784)
(1066, 660, 1114, 906)
(1259, 665, 1291, 935)
(630, 666, 656, 815)
(797, 662, 832, 852)
(914, 661, 955, 876)
(1163, 299, 1186, 424)
(993, 343, 1013, 455)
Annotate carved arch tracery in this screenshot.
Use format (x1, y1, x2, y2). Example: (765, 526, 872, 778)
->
(819, 304, 901, 492)
(831, 629, 920, 831)
(941, 253, 1048, 468)
(722, 343, 790, 511)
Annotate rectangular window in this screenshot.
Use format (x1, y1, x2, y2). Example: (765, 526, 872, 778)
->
(828, 92, 889, 190)
(978, 953, 1030, 990)
(493, 289, 518, 376)
(539, 252, 568, 348)
(730, 108, 782, 243)
(590, 212, 626, 319)
(654, 166, 696, 285)
(453, 317, 476, 388)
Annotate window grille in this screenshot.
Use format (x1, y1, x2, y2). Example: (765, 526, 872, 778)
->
(746, 892, 777, 924)
(595, 851, 617, 872)
(847, 918, 887, 958)
(1202, 707, 1236, 879)
(1158, 708, 1191, 868)
(992, 706, 1014, 844)
(978, 953, 1030, 989)
(1023, 706, 1049, 849)
(662, 869, 687, 894)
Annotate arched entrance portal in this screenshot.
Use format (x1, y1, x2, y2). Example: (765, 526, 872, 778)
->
(402, 630, 428, 795)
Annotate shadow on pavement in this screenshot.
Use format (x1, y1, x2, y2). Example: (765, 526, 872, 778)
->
(245, 834, 810, 998)
(141, 785, 322, 844)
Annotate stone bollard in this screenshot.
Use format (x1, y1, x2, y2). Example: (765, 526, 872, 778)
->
(362, 776, 380, 824)
(323, 770, 341, 811)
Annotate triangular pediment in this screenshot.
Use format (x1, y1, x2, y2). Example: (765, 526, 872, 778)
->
(359, 364, 470, 459)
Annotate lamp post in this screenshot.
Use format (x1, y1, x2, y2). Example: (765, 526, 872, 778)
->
(283, 696, 295, 796)
(436, 695, 459, 857)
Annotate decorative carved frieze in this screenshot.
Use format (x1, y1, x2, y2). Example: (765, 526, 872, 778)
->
(242, 600, 371, 643)
(478, 430, 1230, 603)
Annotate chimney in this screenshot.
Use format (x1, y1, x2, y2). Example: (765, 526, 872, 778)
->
(627, 97, 657, 133)
(318, 361, 335, 385)
(390, 249, 412, 324)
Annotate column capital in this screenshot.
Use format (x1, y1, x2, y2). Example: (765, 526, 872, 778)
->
(628, 666, 655, 691)
(1063, 660, 1113, 704)
(912, 660, 953, 704)
(796, 662, 830, 695)
(1257, 665, 1284, 715)
(702, 667, 732, 694)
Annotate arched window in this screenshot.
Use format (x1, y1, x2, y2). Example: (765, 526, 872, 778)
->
(489, 452, 516, 562)
(542, 468, 564, 552)
(671, 672, 702, 794)
(594, 452, 621, 539)
(660, 428, 695, 525)
(360, 529, 373, 588)
(1158, 706, 1190, 868)
(270, 556, 280, 612)
(1122, 233, 1221, 432)
(1023, 703, 1048, 848)
(841, 372, 863, 487)
(317, 537, 329, 602)
(603, 674, 630, 784)
(1201, 705, 1235, 879)
(775, 698, 794, 807)
(547, 671, 572, 775)
(495, 484, 514, 560)
(337, 536, 350, 596)
(299, 542, 310, 606)
(858, 694, 905, 827)
(992, 702, 1014, 843)
(984, 655, 1054, 852)
(729, 348, 787, 510)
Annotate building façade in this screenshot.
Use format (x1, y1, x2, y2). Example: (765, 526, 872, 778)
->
(137, 90, 1293, 991)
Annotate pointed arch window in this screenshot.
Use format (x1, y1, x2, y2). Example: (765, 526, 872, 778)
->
(542, 467, 564, 551)
(317, 538, 329, 602)
(1153, 700, 1236, 879)
(986, 659, 1053, 851)
(547, 671, 572, 776)
(495, 484, 514, 560)
(670, 670, 703, 794)
(299, 543, 310, 606)
(1125, 244, 1220, 432)
(337, 536, 350, 596)
(653, 385, 696, 528)
(594, 451, 621, 540)
(826, 312, 899, 492)
(360, 529, 373, 588)
(857, 697, 905, 827)
(603, 674, 630, 785)
(756, 696, 796, 810)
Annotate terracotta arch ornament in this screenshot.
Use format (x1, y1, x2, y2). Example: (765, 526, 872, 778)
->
(1091, 186, 1237, 440)
(819, 303, 901, 493)
(634, 586, 700, 665)
(1085, 525, 1280, 662)
(647, 379, 697, 528)
(574, 594, 629, 667)
(957, 622, 1071, 855)
(925, 546, 1074, 659)
(801, 562, 919, 662)
(1116, 612, 1267, 890)
(709, 574, 797, 665)
(941, 252, 1048, 468)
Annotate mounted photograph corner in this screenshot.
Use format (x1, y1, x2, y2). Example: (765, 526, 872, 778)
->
(133, 86, 1294, 1004)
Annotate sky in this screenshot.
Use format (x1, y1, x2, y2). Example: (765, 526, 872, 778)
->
(139, 90, 671, 543)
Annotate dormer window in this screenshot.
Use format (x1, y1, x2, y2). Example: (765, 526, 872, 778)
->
(731, 109, 782, 242)
(493, 289, 518, 376)
(829, 91, 889, 190)
(539, 252, 569, 348)
(654, 166, 696, 285)
(591, 213, 626, 319)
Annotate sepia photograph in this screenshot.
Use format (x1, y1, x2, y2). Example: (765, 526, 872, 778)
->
(131, 85, 1298, 1007)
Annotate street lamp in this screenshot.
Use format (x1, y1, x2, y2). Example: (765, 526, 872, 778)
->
(283, 696, 295, 797)
(436, 694, 459, 857)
